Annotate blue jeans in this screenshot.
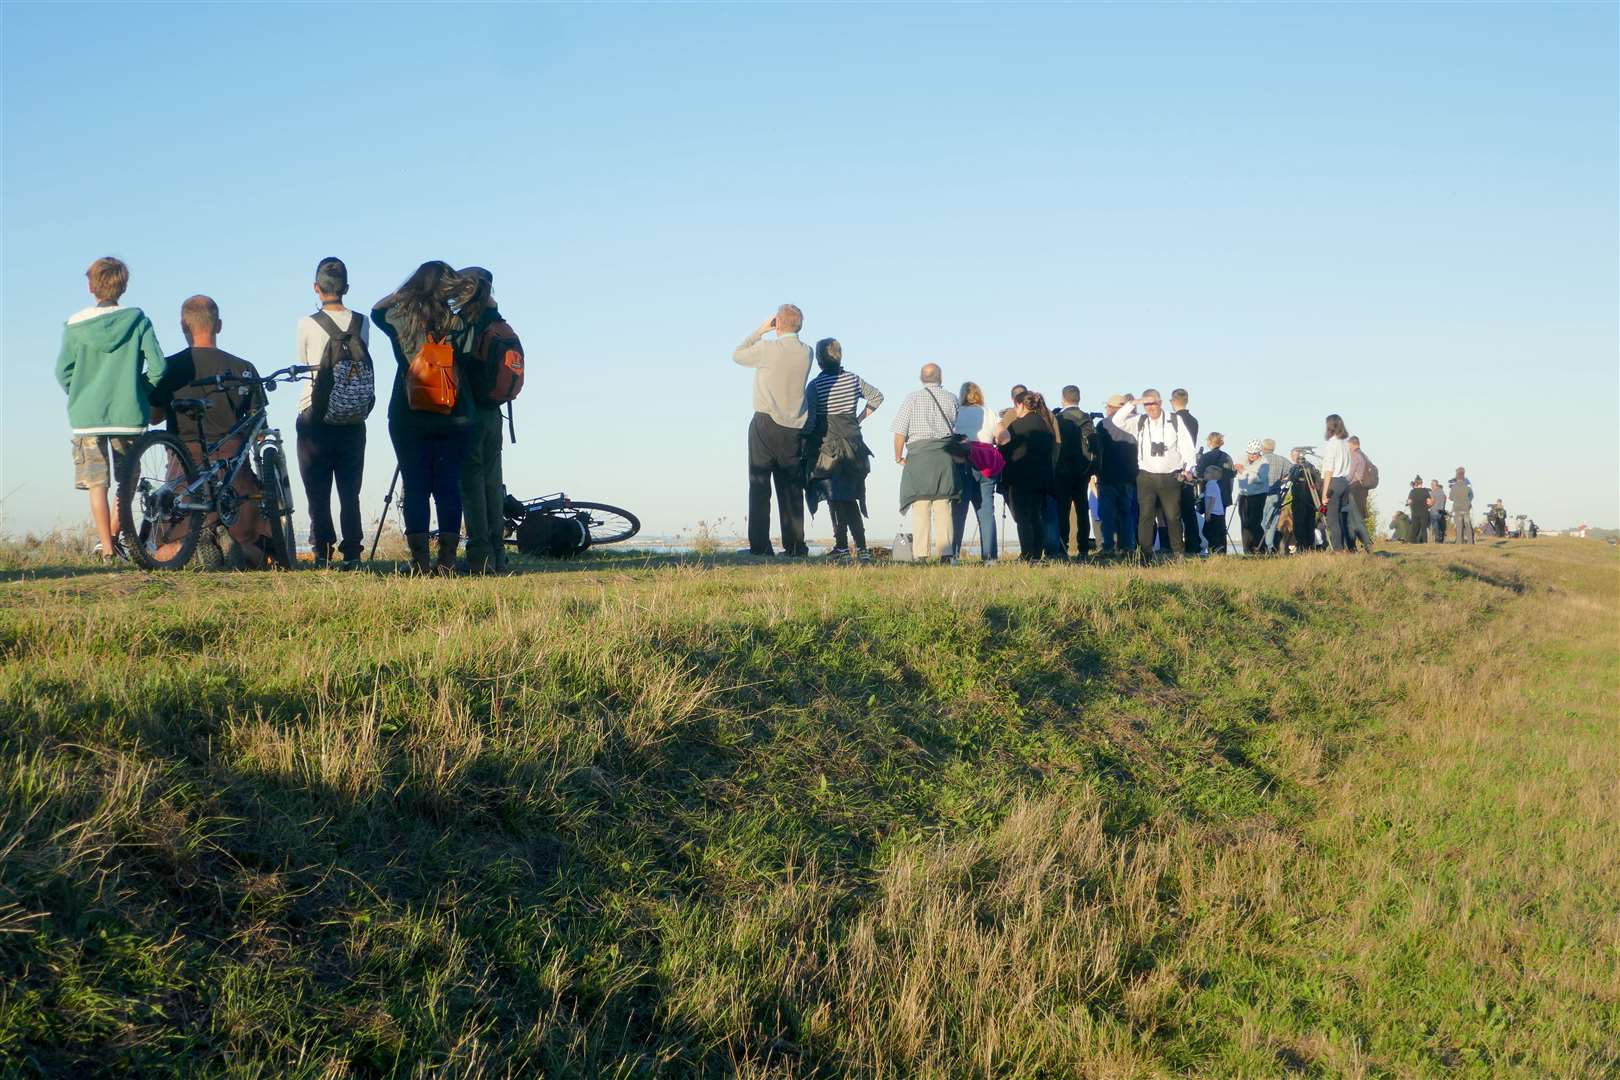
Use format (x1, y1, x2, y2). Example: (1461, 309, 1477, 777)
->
(1098, 481, 1137, 552)
(949, 467, 998, 560)
(1043, 495, 1065, 558)
(1261, 492, 1282, 551)
(390, 424, 470, 536)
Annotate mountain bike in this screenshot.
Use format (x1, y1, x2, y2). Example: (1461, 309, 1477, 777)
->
(116, 365, 311, 571)
(503, 492, 640, 558)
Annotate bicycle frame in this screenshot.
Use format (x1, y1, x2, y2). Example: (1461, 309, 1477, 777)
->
(164, 368, 304, 517)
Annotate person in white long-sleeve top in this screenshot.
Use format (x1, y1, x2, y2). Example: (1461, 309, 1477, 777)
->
(1103, 388, 1197, 561)
(1318, 413, 1370, 553)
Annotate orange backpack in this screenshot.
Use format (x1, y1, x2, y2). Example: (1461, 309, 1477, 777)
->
(406, 334, 458, 414)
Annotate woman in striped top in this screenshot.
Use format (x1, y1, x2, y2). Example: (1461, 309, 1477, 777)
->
(805, 339, 883, 559)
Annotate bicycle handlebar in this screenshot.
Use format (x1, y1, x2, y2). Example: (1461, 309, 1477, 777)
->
(185, 364, 314, 391)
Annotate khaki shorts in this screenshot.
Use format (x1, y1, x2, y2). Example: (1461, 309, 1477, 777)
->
(71, 434, 136, 490)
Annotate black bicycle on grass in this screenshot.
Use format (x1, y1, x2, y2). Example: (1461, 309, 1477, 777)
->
(116, 365, 310, 571)
(503, 491, 640, 557)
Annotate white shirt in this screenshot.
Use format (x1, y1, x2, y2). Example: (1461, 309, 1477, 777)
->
(1319, 436, 1352, 483)
(1106, 401, 1195, 474)
(953, 403, 999, 443)
(296, 307, 369, 415)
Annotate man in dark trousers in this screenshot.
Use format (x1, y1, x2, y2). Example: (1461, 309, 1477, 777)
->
(1170, 388, 1201, 553)
(1052, 385, 1097, 558)
(1104, 389, 1196, 562)
(733, 304, 812, 556)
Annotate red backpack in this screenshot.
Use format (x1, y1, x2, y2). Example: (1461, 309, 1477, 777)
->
(474, 319, 525, 405)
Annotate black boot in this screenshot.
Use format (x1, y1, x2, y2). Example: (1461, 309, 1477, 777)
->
(405, 533, 433, 576)
(436, 533, 460, 577)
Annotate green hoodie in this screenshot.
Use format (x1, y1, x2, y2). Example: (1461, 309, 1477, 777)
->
(55, 305, 168, 435)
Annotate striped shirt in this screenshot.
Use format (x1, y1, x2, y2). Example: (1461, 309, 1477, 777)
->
(891, 384, 959, 444)
(807, 368, 883, 423)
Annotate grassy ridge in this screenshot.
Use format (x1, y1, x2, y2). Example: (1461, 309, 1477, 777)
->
(1, 542, 1615, 1077)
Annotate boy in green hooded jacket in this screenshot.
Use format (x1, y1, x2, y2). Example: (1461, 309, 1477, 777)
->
(54, 257, 168, 562)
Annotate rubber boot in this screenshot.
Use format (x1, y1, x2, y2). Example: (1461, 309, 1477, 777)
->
(405, 532, 433, 576)
(436, 533, 460, 577)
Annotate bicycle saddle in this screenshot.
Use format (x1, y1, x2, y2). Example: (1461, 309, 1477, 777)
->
(169, 397, 213, 415)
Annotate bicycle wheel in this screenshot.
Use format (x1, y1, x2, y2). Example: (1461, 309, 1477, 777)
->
(569, 502, 640, 546)
(117, 430, 203, 570)
(258, 444, 298, 569)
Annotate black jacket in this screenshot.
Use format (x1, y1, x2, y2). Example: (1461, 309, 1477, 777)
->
(1001, 413, 1057, 494)
(1097, 419, 1138, 484)
(1054, 406, 1097, 481)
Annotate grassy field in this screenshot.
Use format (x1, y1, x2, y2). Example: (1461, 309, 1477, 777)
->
(1, 539, 1615, 1078)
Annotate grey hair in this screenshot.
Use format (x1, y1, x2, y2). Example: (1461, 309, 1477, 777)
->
(920, 363, 942, 385)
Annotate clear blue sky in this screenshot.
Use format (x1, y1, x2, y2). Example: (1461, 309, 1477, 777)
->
(4, 2, 1616, 539)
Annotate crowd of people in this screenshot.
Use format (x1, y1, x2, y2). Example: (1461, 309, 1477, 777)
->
(734, 303, 1515, 563)
(55, 256, 525, 573)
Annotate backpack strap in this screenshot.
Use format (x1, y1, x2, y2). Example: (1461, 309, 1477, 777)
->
(310, 310, 351, 340)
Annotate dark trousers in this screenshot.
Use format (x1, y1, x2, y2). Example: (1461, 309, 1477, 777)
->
(1137, 472, 1184, 557)
(1239, 494, 1267, 554)
(461, 406, 505, 569)
(747, 413, 806, 556)
(1053, 473, 1092, 557)
(1181, 483, 1201, 554)
(296, 413, 366, 560)
(1409, 510, 1429, 543)
(390, 424, 469, 536)
(830, 500, 865, 551)
(1202, 511, 1227, 554)
(1098, 481, 1136, 552)
(1324, 476, 1351, 552)
(1010, 487, 1048, 561)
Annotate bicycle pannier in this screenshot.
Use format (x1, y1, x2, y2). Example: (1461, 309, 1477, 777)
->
(407, 334, 458, 414)
(309, 311, 374, 425)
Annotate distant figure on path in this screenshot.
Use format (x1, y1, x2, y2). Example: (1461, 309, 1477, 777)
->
(1405, 476, 1431, 544)
(805, 338, 882, 561)
(891, 364, 960, 561)
(1449, 468, 1475, 544)
(733, 304, 812, 556)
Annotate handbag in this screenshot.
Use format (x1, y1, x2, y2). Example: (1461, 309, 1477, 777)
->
(926, 388, 970, 462)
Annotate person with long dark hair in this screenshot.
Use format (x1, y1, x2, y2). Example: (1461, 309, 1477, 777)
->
(372, 261, 475, 574)
(805, 337, 882, 561)
(997, 390, 1059, 561)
